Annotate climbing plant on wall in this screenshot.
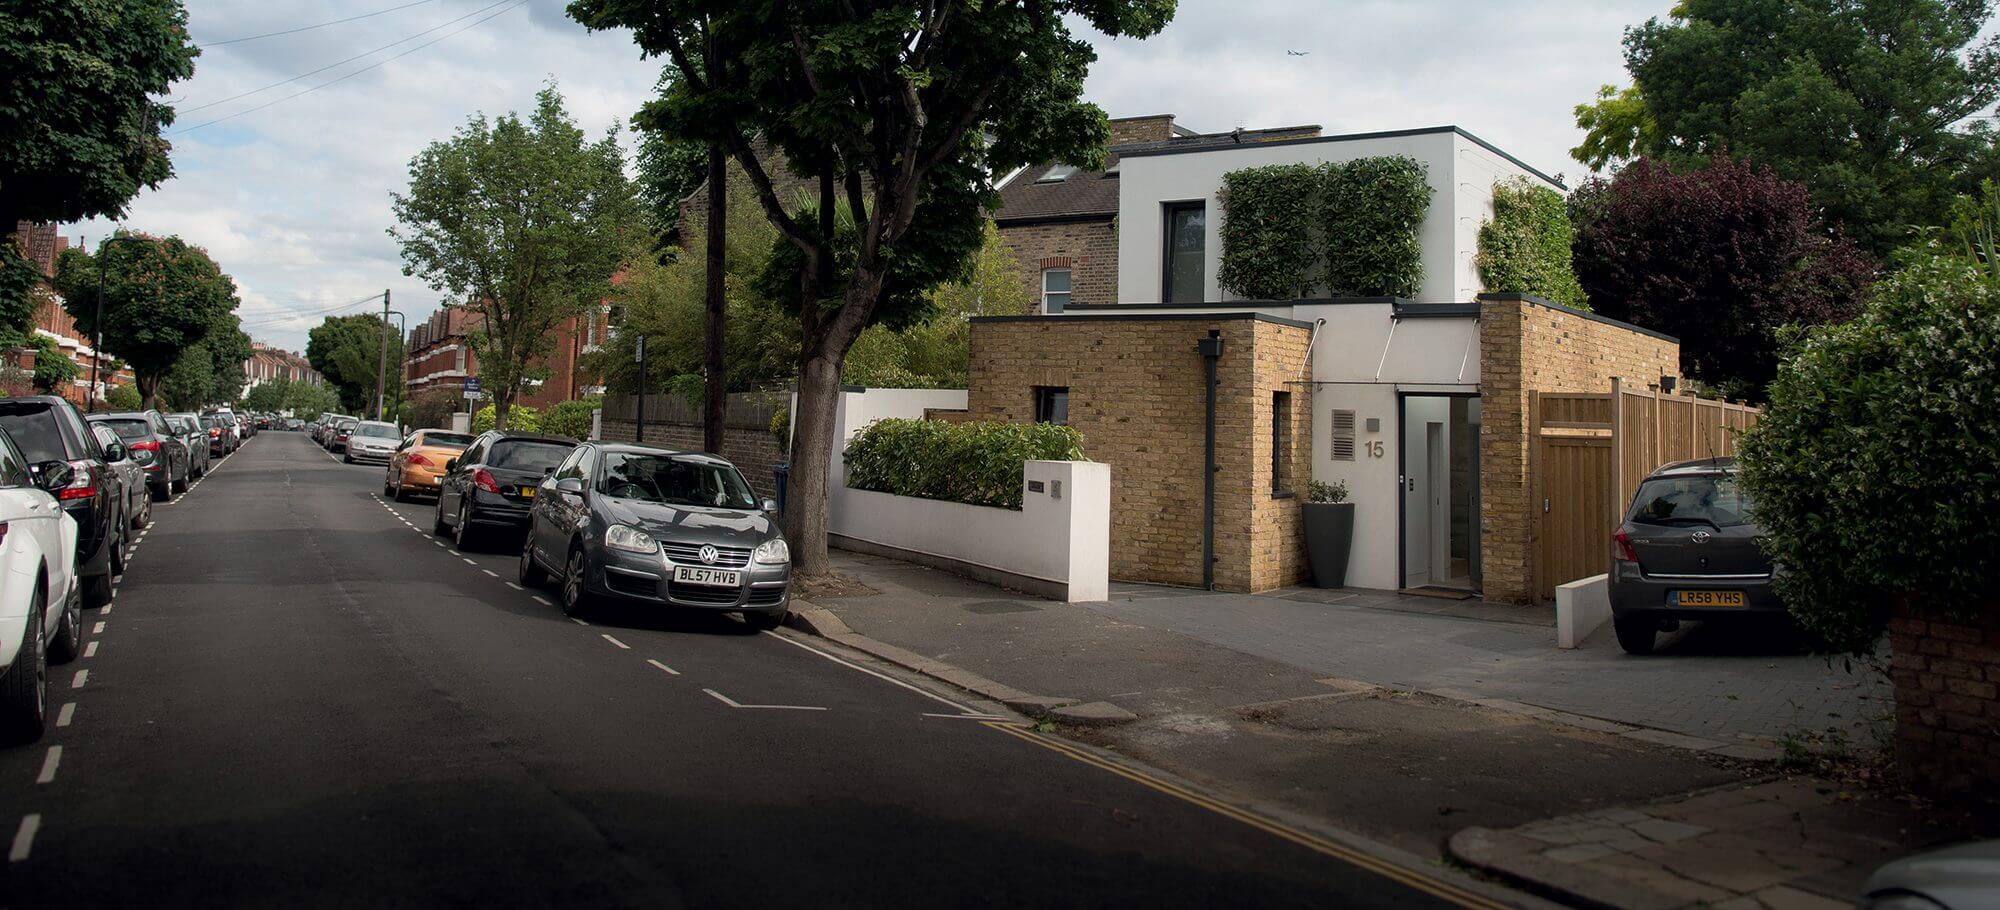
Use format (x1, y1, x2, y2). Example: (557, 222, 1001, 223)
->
(1476, 176, 1587, 308)
(1320, 156, 1429, 298)
(1217, 164, 1320, 299)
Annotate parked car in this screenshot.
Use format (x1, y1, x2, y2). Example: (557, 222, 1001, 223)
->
(166, 413, 211, 479)
(384, 429, 474, 501)
(1609, 457, 1777, 655)
(201, 413, 237, 456)
(327, 416, 358, 453)
(88, 424, 152, 531)
(90, 411, 190, 501)
(0, 396, 124, 608)
(519, 443, 789, 627)
(433, 431, 577, 551)
(343, 420, 401, 464)
(0, 425, 85, 744)
(285, 418, 304, 431)
(1861, 839, 2000, 910)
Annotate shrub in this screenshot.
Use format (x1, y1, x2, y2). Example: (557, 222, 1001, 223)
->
(842, 418, 1084, 510)
(472, 403, 541, 434)
(1476, 177, 1587, 308)
(1217, 164, 1321, 300)
(1306, 479, 1347, 503)
(540, 397, 599, 440)
(1736, 253, 2000, 651)
(1320, 156, 1429, 298)
(105, 383, 141, 410)
(29, 335, 78, 393)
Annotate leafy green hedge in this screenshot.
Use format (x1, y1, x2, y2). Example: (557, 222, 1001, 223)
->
(843, 418, 1085, 510)
(539, 397, 599, 440)
(1737, 253, 2000, 652)
(471, 403, 540, 434)
(1476, 177, 1587, 308)
(1215, 156, 1431, 300)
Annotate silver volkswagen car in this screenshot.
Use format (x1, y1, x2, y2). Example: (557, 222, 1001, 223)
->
(343, 421, 402, 464)
(1609, 457, 1780, 654)
(518, 443, 790, 628)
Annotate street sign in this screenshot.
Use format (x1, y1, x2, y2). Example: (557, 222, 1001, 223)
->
(464, 389, 484, 400)
(634, 335, 647, 363)
(464, 377, 481, 393)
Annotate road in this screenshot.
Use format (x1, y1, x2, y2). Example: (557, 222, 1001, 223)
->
(0, 431, 1509, 908)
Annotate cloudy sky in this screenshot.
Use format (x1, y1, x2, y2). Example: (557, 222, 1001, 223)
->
(69, 0, 1667, 352)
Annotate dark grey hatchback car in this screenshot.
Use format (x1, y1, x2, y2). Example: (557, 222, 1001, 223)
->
(1610, 457, 1779, 654)
(518, 443, 790, 628)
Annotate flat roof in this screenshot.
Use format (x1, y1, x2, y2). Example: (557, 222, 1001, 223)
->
(1114, 125, 1566, 190)
(972, 311, 1316, 331)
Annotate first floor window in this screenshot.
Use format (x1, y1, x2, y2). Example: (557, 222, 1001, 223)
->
(1162, 200, 1206, 303)
(1034, 386, 1070, 425)
(1041, 268, 1072, 313)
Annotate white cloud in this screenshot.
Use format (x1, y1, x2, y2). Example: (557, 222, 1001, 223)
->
(70, 0, 1667, 351)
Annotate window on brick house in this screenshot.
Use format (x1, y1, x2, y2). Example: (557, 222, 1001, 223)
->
(1041, 268, 1071, 314)
(1272, 391, 1294, 496)
(1033, 387, 1069, 425)
(1162, 201, 1206, 303)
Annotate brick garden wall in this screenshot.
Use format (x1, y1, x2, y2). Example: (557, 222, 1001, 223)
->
(994, 218, 1119, 310)
(1889, 605, 2000, 798)
(966, 314, 1311, 591)
(1478, 293, 1681, 604)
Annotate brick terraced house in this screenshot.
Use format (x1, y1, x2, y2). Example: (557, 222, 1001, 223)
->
(950, 125, 1681, 603)
(402, 301, 610, 412)
(5, 222, 133, 404)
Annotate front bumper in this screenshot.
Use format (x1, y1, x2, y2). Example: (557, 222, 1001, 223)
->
(590, 544, 790, 613)
(347, 446, 394, 463)
(1608, 560, 1783, 620)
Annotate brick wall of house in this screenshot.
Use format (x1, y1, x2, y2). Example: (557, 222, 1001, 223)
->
(966, 314, 1311, 591)
(1108, 115, 1178, 146)
(1890, 605, 2000, 799)
(995, 219, 1118, 311)
(1477, 293, 1681, 603)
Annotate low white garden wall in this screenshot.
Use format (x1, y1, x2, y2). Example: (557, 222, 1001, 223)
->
(1556, 573, 1611, 649)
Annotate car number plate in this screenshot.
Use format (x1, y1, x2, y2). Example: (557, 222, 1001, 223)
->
(518, 487, 534, 499)
(1675, 589, 1745, 608)
(674, 566, 741, 587)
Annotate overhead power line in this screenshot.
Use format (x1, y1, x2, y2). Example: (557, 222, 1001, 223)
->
(170, 0, 529, 136)
(237, 293, 386, 329)
(178, 0, 520, 117)
(197, 0, 440, 48)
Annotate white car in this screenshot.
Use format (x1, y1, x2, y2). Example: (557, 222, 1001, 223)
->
(0, 428, 84, 745)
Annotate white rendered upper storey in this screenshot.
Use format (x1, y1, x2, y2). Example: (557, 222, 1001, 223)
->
(1114, 126, 1563, 306)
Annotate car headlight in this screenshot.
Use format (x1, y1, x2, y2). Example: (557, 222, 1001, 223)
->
(753, 538, 790, 565)
(604, 524, 658, 554)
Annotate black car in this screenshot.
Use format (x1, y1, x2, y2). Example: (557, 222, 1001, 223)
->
(90, 411, 190, 501)
(433, 431, 577, 550)
(1609, 457, 1779, 654)
(0, 396, 126, 606)
(519, 443, 790, 627)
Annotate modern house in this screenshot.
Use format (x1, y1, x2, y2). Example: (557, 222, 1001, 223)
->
(958, 124, 1681, 603)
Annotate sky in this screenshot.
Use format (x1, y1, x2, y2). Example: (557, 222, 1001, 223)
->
(68, 0, 1670, 353)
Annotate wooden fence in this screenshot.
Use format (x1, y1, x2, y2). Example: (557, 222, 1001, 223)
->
(1528, 380, 1760, 601)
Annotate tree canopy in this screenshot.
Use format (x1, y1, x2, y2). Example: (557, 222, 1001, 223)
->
(159, 310, 251, 410)
(306, 313, 403, 414)
(390, 84, 641, 429)
(1571, 156, 1875, 399)
(1573, 0, 2000, 253)
(0, 0, 199, 334)
(52, 232, 239, 410)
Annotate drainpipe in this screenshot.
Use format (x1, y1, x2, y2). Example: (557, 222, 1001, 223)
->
(1197, 331, 1224, 590)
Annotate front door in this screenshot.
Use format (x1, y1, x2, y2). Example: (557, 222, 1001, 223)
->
(1401, 395, 1481, 591)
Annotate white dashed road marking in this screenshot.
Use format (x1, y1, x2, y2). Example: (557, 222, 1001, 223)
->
(462, 558, 477, 566)
(35, 746, 60, 784)
(647, 659, 680, 676)
(569, 617, 587, 626)
(481, 569, 498, 578)
(91, 622, 104, 635)
(10, 814, 40, 862)
(600, 634, 629, 650)
(82, 641, 97, 659)
(70, 670, 87, 689)
(759, 630, 974, 714)
(504, 582, 522, 591)
(55, 703, 74, 727)
(533, 596, 552, 606)
(701, 688, 827, 711)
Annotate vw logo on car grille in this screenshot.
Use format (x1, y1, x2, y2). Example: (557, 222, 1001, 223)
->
(1690, 530, 1712, 544)
(698, 545, 719, 565)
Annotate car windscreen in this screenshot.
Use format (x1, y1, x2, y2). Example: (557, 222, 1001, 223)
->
(0, 403, 69, 463)
(422, 432, 474, 448)
(597, 452, 758, 510)
(1627, 474, 1753, 528)
(353, 423, 399, 438)
(487, 440, 573, 472)
(96, 419, 152, 440)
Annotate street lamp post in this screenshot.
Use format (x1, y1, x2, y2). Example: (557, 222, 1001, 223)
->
(385, 310, 406, 428)
(89, 234, 153, 412)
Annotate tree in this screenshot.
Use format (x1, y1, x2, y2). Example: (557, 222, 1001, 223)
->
(390, 84, 641, 431)
(569, 0, 1175, 575)
(404, 387, 461, 431)
(841, 221, 1032, 388)
(0, 0, 199, 338)
(240, 376, 292, 413)
(161, 310, 250, 410)
(1573, 0, 2000, 253)
(1571, 156, 1875, 398)
(1477, 177, 1587, 308)
(633, 68, 710, 241)
(28, 335, 78, 394)
(52, 232, 238, 410)
(105, 383, 141, 410)
(306, 314, 403, 414)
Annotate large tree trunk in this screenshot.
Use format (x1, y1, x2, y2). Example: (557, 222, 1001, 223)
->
(137, 373, 159, 412)
(784, 349, 843, 576)
(494, 393, 510, 431)
(702, 145, 727, 454)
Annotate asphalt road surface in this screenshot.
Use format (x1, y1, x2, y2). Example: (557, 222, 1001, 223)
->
(0, 431, 1511, 908)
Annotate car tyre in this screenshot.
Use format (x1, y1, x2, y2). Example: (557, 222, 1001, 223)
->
(560, 546, 592, 618)
(0, 586, 48, 746)
(454, 501, 480, 551)
(519, 535, 549, 587)
(1613, 616, 1657, 655)
(49, 584, 82, 664)
(132, 496, 151, 530)
(744, 610, 786, 632)
(432, 497, 451, 536)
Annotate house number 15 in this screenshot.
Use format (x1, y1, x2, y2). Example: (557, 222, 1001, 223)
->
(1366, 440, 1385, 458)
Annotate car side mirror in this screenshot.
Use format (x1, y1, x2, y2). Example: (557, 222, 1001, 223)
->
(33, 461, 73, 493)
(445, 458, 459, 472)
(555, 478, 585, 497)
(103, 442, 126, 463)
(761, 498, 778, 512)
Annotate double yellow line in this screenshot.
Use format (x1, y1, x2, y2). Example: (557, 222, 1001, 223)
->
(982, 722, 1517, 910)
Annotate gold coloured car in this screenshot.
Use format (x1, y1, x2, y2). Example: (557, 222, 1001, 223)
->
(383, 429, 475, 502)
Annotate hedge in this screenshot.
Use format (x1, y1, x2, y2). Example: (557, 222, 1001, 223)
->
(1215, 156, 1431, 300)
(842, 418, 1084, 510)
(539, 398, 599, 440)
(1217, 164, 1321, 300)
(1476, 176, 1587, 308)
(471, 403, 540, 434)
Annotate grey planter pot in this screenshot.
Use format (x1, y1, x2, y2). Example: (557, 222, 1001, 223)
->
(1303, 501, 1355, 588)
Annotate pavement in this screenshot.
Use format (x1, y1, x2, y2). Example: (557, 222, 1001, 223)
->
(0, 431, 1535, 908)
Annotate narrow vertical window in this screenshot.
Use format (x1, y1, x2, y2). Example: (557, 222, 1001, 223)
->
(1041, 268, 1072, 313)
(1272, 391, 1294, 495)
(1162, 201, 1206, 303)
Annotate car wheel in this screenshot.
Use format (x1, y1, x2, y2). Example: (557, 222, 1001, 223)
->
(49, 584, 82, 664)
(0, 586, 48, 745)
(453, 501, 479, 551)
(432, 496, 451, 536)
(744, 610, 786, 632)
(1614, 616, 1658, 655)
(519, 534, 549, 587)
(133, 496, 151, 530)
(561, 547, 592, 617)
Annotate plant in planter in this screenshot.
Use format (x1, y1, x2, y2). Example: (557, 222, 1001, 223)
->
(1302, 479, 1354, 588)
